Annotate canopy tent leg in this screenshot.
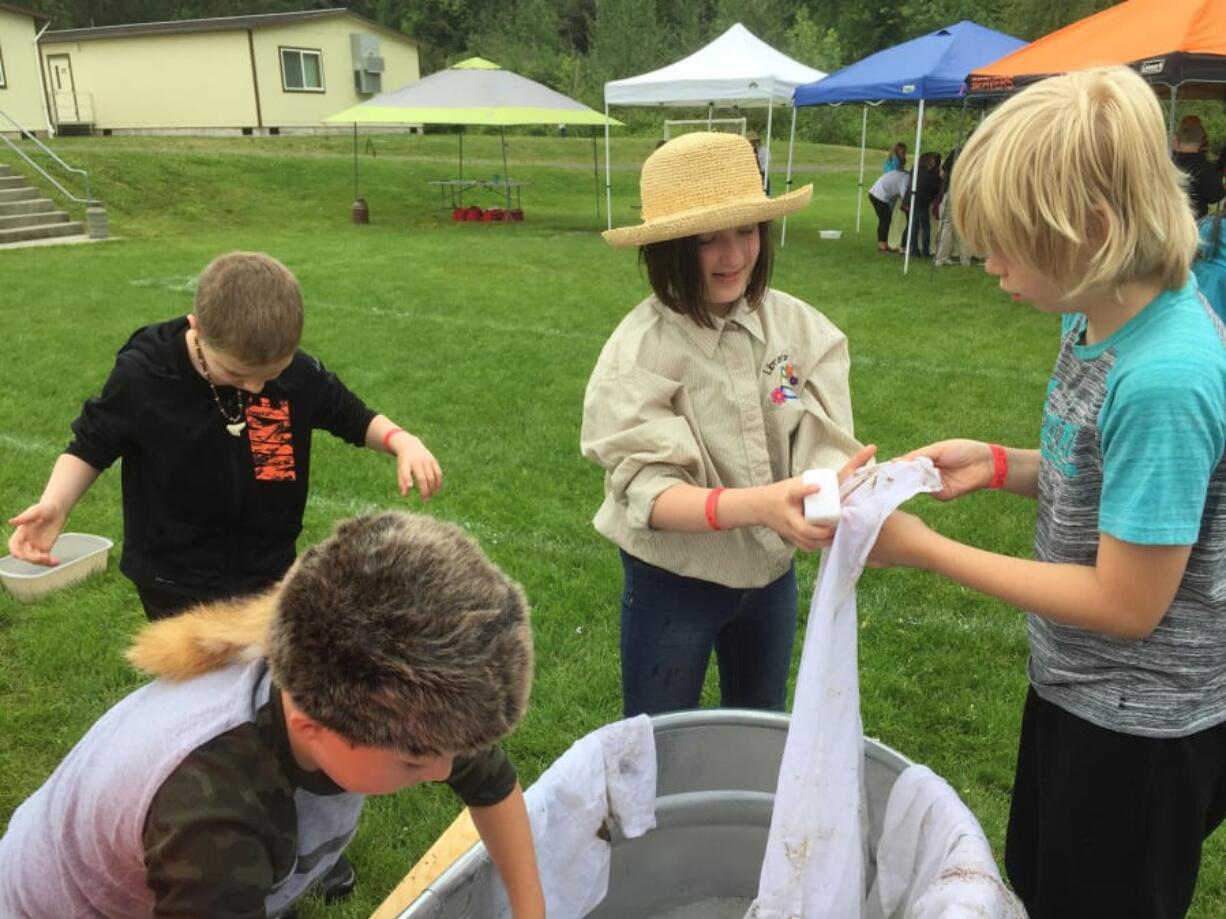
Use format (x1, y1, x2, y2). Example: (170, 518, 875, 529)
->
(782, 105, 797, 248)
(352, 122, 359, 201)
(500, 127, 511, 211)
(459, 129, 464, 182)
(763, 88, 774, 193)
(592, 130, 601, 220)
(605, 103, 614, 230)
(1167, 84, 1179, 142)
(903, 98, 925, 275)
(856, 105, 868, 233)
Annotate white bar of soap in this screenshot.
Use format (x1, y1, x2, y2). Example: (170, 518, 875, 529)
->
(802, 468, 841, 525)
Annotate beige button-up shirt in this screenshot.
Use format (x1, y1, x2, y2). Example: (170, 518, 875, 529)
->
(581, 288, 860, 588)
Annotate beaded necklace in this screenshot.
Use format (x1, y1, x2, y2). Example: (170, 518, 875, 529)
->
(191, 331, 247, 437)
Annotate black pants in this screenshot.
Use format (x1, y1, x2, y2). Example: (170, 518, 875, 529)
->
(869, 194, 892, 244)
(135, 584, 205, 621)
(1006, 687, 1226, 919)
(910, 205, 931, 256)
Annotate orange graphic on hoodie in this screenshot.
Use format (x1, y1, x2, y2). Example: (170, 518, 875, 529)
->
(247, 398, 296, 481)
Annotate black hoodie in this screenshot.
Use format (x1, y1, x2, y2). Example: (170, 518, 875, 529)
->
(66, 318, 375, 599)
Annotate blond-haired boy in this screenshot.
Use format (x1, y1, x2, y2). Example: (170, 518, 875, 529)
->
(870, 67, 1226, 917)
(7, 252, 442, 620)
(0, 511, 543, 918)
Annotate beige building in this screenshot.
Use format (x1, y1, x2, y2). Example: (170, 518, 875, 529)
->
(39, 8, 420, 135)
(0, 3, 50, 135)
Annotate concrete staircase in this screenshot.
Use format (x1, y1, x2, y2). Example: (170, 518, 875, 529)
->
(0, 163, 86, 245)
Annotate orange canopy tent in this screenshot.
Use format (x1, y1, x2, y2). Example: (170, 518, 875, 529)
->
(968, 0, 1226, 105)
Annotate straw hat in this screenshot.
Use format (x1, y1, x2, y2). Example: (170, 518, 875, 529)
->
(602, 132, 812, 249)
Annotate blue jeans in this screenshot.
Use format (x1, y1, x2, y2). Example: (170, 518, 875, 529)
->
(618, 551, 798, 717)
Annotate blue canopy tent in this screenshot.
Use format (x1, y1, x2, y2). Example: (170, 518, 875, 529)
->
(792, 21, 1024, 272)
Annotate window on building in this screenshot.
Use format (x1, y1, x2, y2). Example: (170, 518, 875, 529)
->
(0, 44, 7, 89)
(280, 47, 323, 92)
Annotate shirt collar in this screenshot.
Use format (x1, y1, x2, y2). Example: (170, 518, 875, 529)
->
(266, 673, 348, 796)
(657, 296, 767, 357)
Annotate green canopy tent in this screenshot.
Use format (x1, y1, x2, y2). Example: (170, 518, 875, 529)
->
(325, 57, 621, 214)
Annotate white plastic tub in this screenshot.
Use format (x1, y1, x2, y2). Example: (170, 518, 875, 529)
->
(0, 533, 114, 602)
(819, 229, 843, 240)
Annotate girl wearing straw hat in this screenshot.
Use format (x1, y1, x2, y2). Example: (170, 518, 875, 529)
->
(582, 132, 874, 717)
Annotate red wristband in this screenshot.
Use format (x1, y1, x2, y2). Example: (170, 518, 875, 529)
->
(381, 427, 404, 451)
(704, 487, 726, 531)
(988, 443, 1008, 490)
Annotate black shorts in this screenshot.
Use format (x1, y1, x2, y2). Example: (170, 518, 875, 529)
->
(1006, 686, 1226, 919)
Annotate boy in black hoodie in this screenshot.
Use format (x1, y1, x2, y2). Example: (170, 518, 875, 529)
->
(7, 252, 442, 620)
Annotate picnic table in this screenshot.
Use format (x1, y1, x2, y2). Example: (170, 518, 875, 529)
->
(427, 178, 525, 209)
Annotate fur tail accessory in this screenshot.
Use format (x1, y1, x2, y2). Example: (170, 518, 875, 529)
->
(126, 589, 277, 681)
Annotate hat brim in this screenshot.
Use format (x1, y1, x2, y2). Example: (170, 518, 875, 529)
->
(602, 184, 813, 249)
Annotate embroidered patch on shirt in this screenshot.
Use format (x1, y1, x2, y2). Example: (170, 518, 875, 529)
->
(247, 397, 296, 482)
(765, 355, 800, 404)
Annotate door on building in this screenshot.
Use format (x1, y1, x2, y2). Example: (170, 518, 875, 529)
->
(46, 54, 80, 124)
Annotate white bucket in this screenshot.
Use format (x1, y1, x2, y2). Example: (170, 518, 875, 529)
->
(0, 533, 113, 602)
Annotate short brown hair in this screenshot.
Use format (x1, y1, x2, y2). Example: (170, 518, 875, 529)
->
(1176, 116, 1206, 147)
(640, 221, 774, 328)
(194, 252, 304, 364)
(268, 512, 534, 757)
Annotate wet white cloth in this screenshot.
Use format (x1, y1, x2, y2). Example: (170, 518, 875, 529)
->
(492, 714, 657, 919)
(750, 459, 942, 919)
(866, 765, 1025, 919)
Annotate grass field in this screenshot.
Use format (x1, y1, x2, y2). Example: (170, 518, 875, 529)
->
(1, 131, 1222, 916)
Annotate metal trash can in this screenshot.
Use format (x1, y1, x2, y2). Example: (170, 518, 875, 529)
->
(395, 709, 911, 919)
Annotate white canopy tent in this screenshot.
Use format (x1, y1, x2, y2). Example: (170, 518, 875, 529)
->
(603, 23, 826, 237)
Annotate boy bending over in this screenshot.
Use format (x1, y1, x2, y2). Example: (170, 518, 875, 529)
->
(8, 252, 441, 620)
(0, 511, 543, 918)
(871, 67, 1226, 918)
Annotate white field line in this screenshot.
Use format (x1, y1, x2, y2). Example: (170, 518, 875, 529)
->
(130, 276, 198, 293)
(325, 301, 606, 345)
(115, 289, 1043, 383)
(0, 432, 60, 456)
(347, 301, 1044, 383)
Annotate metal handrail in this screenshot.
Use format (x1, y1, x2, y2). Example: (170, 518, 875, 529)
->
(0, 105, 93, 205)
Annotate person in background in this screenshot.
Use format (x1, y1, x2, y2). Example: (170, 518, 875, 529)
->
(934, 147, 972, 267)
(910, 152, 942, 259)
(1173, 115, 1224, 219)
(884, 142, 907, 174)
(747, 130, 771, 192)
(1194, 211, 1226, 323)
(868, 166, 911, 253)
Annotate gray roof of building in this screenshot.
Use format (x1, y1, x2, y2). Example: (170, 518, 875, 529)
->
(43, 8, 415, 45)
(0, 2, 49, 21)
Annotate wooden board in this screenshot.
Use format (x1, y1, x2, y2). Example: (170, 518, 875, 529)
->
(369, 808, 480, 919)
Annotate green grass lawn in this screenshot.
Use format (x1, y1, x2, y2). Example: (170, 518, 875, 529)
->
(1, 132, 1222, 916)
